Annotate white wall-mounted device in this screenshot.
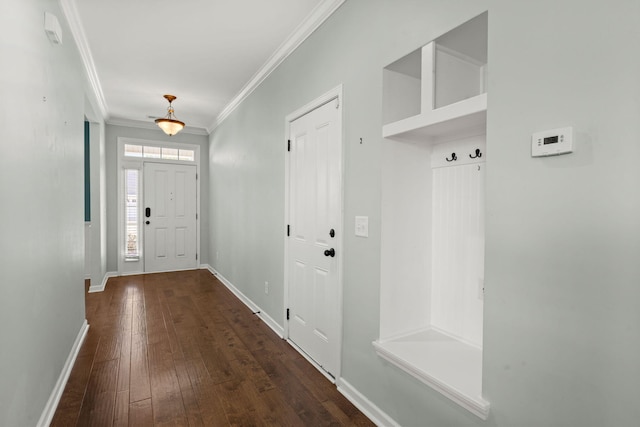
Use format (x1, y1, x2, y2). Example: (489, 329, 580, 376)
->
(531, 126, 573, 157)
(44, 12, 63, 45)
(355, 216, 369, 237)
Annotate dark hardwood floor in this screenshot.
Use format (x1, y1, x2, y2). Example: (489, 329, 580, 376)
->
(51, 270, 374, 426)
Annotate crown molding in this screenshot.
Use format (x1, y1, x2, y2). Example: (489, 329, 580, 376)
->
(207, 0, 346, 133)
(59, 0, 109, 119)
(107, 117, 209, 136)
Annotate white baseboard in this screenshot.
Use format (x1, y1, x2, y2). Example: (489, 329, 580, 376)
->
(205, 266, 284, 338)
(258, 308, 284, 338)
(201, 267, 386, 426)
(337, 378, 399, 427)
(88, 271, 117, 293)
(37, 319, 89, 427)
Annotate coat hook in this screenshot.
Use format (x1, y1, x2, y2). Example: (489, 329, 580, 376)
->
(446, 153, 457, 162)
(469, 148, 482, 159)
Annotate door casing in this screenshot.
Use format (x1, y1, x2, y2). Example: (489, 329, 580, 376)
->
(116, 137, 201, 276)
(284, 84, 344, 382)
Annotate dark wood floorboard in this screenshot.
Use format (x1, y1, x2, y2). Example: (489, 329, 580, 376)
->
(51, 270, 374, 427)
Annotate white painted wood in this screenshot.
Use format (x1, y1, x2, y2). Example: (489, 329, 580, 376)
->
(144, 163, 197, 273)
(435, 46, 483, 109)
(382, 93, 487, 142)
(435, 12, 488, 65)
(421, 42, 435, 113)
(379, 139, 432, 340)
(88, 271, 118, 293)
(287, 339, 337, 384)
(211, 0, 347, 131)
(286, 90, 342, 379)
(37, 320, 89, 427)
(208, 266, 285, 338)
(431, 146, 485, 346)
(337, 379, 401, 427)
(383, 48, 422, 125)
(378, 12, 489, 417)
(382, 13, 488, 144)
(63, 0, 345, 132)
(431, 135, 486, 169)
(59, 0, 108, 118)
(117, 138, 201, 277)
(373, 328, 489, 420)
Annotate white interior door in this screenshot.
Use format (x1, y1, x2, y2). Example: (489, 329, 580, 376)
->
(287, 96, 342, 378)
(144, 163, 197, 273)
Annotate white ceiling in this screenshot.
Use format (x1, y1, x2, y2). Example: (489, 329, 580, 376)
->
(63, 0, 342, 134)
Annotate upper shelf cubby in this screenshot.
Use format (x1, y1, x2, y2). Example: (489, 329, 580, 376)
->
(382, 12, 488, 142)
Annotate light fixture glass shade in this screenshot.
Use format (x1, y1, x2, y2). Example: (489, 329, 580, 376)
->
(155, 118, 185, 136)
(154, 94, 185, 136)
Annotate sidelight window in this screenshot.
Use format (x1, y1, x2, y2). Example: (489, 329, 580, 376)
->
(124, 169, 140, 259)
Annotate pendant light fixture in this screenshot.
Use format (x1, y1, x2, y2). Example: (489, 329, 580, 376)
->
(155, 94, 185, 136)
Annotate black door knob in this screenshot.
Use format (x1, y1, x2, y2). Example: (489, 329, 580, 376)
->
(324, 248, 335, 257)
(145, 221, 150, 225)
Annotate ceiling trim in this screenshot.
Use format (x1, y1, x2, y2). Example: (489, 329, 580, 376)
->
(107, 117, 209, 136)
(59, 0, 109, 119)
(207, 0, 346, 133)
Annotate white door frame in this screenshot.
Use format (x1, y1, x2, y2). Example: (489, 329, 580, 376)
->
(283, 84, 344, 381)
(117, 137, 201, 275)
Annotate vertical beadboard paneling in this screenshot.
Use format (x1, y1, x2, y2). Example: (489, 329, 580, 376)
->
(431, 161, 485, 347)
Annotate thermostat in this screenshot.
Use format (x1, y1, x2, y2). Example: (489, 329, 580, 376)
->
(531, 126, 573, 157)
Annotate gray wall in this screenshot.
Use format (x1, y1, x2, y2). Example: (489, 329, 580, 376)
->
(209, 0, 640, 426)
(484, 0, 640, 425)
(105, 125, 210, 272)
(0, 1, 88, 425)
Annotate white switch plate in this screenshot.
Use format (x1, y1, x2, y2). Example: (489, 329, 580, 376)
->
(355, 216, 368, 237)
(532, 126, 573, 157)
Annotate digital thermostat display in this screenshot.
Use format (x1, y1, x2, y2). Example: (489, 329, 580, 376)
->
(532, 127, 573, 157)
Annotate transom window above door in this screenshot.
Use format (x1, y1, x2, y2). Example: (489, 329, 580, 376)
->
(124, 144, 195, 162)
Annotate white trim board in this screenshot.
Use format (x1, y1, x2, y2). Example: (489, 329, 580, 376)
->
(107, 117, 209, 136)
(88, 271, 117, 293)
(37, 320, 89, 427)
(59, 0, 108, 119)
(337, 379, 400, 427)
(202, 265, 385, 427)
(116, 138, 202, 277)
(205, 265, 284, 338)
(208, 0, 346, 132)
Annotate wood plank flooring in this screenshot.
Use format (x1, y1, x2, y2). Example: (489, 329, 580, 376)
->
(51, 270, 374, 426)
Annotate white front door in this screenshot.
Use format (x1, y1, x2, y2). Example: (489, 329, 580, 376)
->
(287, 95, 342, 378)
(144, 163, 197, 273)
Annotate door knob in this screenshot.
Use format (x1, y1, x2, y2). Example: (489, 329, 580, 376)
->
(324, 248, 335, 257)
(145, 221, 150, 225)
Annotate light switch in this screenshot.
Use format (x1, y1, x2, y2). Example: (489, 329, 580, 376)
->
(355, 216, 368, 237)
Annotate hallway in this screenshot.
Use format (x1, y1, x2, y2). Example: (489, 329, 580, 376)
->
(51, 270, 373, 426)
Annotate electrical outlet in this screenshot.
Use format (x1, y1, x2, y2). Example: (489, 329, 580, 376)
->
(264, 281, 269, 294)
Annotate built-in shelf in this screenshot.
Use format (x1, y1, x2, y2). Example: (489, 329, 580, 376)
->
(382, 93, 487, 142)
(377, 11, 489, 420)
(373, 329, 489, 420)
